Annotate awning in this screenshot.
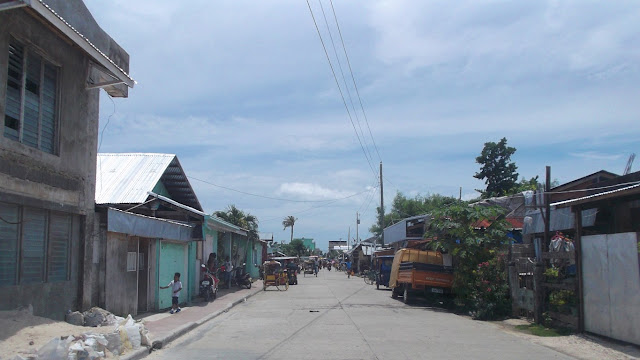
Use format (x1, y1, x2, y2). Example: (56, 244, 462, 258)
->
(2, 0, 135, 95)
(107, 208, 193, 242)
(204, 215, 248, 237)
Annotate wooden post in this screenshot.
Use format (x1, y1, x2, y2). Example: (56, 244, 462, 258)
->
(574, 206, 585, 332)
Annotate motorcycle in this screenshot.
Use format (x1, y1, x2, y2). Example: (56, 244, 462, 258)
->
(221, 263, 252, 289)
(234, 263, 252, 289)
(199, 264, 219, 302)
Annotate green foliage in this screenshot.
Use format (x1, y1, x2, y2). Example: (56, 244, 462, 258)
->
(427, 204, 511, 319)
(515, 324, 572, 337)
(280, 239, 308, 257)
(214, 205, 259, 241)
(544, 267, 559, 279)
(474, 137, 519, 198)
(548, 290, 577, 313)
(470, 256, 511, 320)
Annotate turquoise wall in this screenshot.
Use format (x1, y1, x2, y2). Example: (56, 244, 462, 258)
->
(152, 181, 171, 197)
(188, 242, 196, 299)
(157, 242, 188, 310)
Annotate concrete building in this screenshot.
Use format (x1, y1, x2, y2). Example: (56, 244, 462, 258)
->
(0, 0, 133, 319)
(295, 237, 316, 253)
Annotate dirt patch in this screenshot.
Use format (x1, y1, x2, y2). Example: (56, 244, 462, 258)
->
(494, 318, 640, 360)
(0, 308, 114, 359)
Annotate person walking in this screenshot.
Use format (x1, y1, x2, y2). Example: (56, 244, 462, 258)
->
(160, 272, 182, 314)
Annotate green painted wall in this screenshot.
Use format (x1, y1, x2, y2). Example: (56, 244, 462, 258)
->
(152, 181, 171, 197)
(157, 242, 188, 309)
(188, 242, 196, 299)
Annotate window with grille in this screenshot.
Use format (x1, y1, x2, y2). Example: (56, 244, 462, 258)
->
(0, 202, 72, 285)
(4, 39, 59, 154)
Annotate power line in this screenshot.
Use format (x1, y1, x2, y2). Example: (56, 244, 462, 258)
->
(188, 175, 374, 203)
(317, 0, 377, 171)
(329, 0, 382, 163)
(306, 0, 378, 180)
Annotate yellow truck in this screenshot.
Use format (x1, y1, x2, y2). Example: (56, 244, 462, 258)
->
(389, 248, 454, 303)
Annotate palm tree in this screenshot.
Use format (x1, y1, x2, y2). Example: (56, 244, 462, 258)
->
(214, 205, 259, 241)
(282, 215, 297, 243)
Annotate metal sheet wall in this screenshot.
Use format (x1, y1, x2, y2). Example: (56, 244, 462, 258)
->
(582, 233, 640, 345)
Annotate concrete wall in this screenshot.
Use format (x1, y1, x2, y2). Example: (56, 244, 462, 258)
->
(0, 8, 100, 319)
(105, 233, 138, 317)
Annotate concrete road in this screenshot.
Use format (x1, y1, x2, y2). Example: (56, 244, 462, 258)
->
(147, 269, 573, 360)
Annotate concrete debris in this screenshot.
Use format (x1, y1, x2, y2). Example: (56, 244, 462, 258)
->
(82, 307, 110, 327)
(29, 314, 151, 359)
(65, 311, 84, 326)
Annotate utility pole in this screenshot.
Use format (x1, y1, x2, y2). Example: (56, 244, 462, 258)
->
(379, 162, 384, 246)
(356, 212, 360, 245)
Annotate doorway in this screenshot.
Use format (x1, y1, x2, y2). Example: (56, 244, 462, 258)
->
(138, 238, 149, 312)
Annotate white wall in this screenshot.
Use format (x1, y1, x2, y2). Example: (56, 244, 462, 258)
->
(582, 232, 640, 345)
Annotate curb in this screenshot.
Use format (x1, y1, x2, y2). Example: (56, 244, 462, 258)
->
(121, 288, 262, 360)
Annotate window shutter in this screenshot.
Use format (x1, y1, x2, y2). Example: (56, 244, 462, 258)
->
(4, 42, 23, 141)
(0, 203, 20, 285)
(47, 213, 70, 282)
(23, 54, 42, 148)
(41, 64, 57, 154)
(21, 208, 47, 283)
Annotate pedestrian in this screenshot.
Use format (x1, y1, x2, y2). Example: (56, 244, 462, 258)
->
(160, 272, 182, 314)
(207, 252, 217, 273)
(224, 256, 233, 288)
(345, 260, 352, 278)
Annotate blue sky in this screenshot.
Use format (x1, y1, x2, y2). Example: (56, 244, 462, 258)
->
(85, 0, 640, 251)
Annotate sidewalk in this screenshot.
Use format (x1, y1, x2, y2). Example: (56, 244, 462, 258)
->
(124, 280, 264, 360)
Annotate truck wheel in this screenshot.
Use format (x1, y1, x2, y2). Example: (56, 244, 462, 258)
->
(403, 285, 410, 304)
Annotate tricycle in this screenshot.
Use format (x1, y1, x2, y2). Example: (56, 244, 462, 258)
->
(262, 260, 289, 291)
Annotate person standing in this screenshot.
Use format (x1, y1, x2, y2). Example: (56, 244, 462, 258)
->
(160, 272, 182, 314)
(224, 256, 233, 288)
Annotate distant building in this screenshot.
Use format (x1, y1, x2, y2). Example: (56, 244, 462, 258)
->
(295, 237, 315, 252)
(328, 240, 348, 252)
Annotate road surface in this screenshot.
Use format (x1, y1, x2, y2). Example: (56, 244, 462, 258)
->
(147, 269, 573, 360)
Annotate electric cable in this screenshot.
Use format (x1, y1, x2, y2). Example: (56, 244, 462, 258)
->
(306, 0, 378, 180)
(329, 0, 382, 163)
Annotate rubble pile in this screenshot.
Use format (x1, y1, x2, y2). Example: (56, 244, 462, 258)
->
(11, 310, 151, 360)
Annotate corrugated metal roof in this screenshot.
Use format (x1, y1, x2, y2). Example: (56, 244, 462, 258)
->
(96, 153, 202, 211)
(552, 182, 640, 208)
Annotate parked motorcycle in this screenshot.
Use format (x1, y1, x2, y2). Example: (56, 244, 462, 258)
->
(221, 263, 252, 289)
(199, 264, 219, 302)
(234, 263, 252, 289)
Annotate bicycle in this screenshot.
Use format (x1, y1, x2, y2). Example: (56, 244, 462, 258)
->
(363, 270, 377, 285)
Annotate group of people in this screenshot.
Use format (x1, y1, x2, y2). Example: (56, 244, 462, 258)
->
(206, 252, 235, 287)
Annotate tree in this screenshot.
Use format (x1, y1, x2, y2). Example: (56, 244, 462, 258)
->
(281, 238, 307, 257)
(282, 215, 297, 243)
(214, 205, 259, 241)
(474, 137, 519, 198)
(427, 204, 511, 319)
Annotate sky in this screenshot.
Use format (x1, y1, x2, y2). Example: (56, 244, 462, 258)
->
(84, 0, 640, 251)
